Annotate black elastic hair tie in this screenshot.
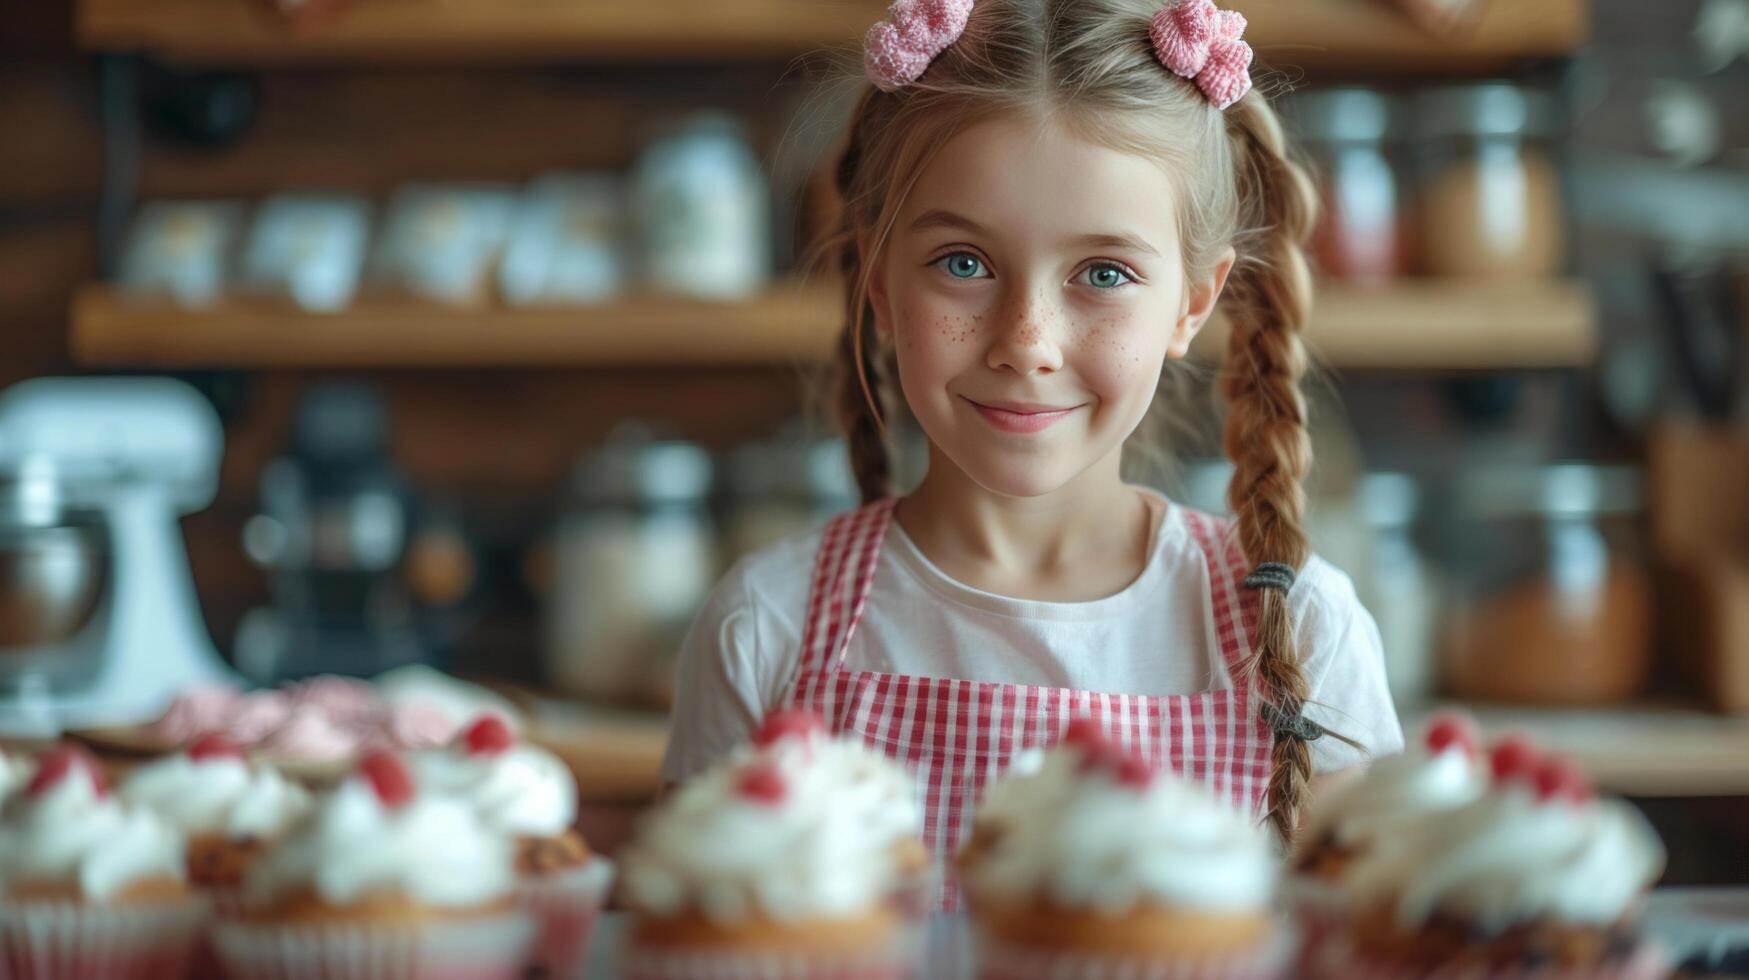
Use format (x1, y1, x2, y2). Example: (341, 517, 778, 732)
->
(1262, 703, 1326, 742)
(1243, 561, 1297, 592)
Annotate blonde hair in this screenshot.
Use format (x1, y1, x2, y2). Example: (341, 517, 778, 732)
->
(811, 0, 1321, 841)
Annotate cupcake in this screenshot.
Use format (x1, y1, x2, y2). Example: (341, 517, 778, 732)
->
(960, 719, 1287, 980)
(1289, 712, 1488, 963)
(1297, 712, 1488, 880)
(618, 710, 924, 979)
(119, 733, 313, 893)
(0, 744, 209, 980)
(412, 714, 612, 978)
(211, 749, 535, 980)
(1322, 737, 1669, 979)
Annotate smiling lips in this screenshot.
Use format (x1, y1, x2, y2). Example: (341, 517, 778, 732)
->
(965, 398, 1081, 433)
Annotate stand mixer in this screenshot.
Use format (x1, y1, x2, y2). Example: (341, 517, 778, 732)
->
(0, 377, 237, 735)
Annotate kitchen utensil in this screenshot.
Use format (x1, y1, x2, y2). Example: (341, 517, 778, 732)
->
(0, 378, 237, 734)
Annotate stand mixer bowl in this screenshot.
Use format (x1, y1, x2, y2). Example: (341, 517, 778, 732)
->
(0, 457, 107, 689)
(0, 521, 107, 663)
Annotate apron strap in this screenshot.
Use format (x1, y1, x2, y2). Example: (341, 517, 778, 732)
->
(787, 498, 899, 699)
(1179, 506, 1263, 691)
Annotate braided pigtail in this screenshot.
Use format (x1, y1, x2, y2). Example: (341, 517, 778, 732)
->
(1219, 92, 1322, 844)
(829, 89, 895, 504)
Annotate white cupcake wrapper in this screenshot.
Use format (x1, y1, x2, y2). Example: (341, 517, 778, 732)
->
(518, 858, 615, 978)
(0, 894, 211, 980)
(620, 931, 920, 980)
(1281, 876, 1352, 974)
(211, 908, 537, 980)
(973, 922, 1295, 980)
(1308, 932, 1673, 980)
(892, 867, 941, 922)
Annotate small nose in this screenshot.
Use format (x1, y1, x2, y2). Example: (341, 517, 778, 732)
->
(985, 288, 1065, 376)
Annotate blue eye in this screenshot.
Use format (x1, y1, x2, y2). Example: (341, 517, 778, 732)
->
(1083, 263, 1132, 289)
(937, 252, 986, 279)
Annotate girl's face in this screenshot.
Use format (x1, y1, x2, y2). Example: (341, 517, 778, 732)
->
(869, 114, 1233, 500)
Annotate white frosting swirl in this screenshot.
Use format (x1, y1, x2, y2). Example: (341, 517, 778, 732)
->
(409, 744, 577, 838)
(245, 777, 515, 908)
(120, 755, 313, 841)
(1347, 785, 1666, 934)
(620, 735, 922, 923)
(0, 753, 35, 802)
(965, 745, 1276, 915)
(1302, 744, 1486, 856)
(0, 768, 186, 899)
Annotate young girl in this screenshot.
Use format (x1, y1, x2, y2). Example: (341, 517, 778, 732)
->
(664, 0, 1403, 904)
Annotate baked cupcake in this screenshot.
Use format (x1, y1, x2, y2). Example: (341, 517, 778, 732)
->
(0, 744, 209, 980)
(412, 714, 611, 978)
(119, 732, 313, 894)
(1297, 712, 1487, 880)
(961, 719, 1287, 980)
(1321, 737, 1670, 979)
(211, 749, 535, 980)
(618, 710, 923, 979)
(1289, 711, 1488, 964)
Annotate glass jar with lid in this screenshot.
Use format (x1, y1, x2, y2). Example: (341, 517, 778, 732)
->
(1412, 83, 1566, 278)
(1288, 88, 1412, 283)
(544, 428, 716, 707)
(724, 432, 858, 561)
(1436, 464, 1651, 706)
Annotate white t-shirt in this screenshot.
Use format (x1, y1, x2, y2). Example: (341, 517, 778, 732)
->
(662, 496, 1404, 783)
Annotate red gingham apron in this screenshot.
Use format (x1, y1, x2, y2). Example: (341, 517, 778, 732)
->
(785, 497, 1275, 910)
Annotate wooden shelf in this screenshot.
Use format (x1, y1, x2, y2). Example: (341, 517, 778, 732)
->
(71, 278, 1596, 371)
(71, 283, 844, 369)
(1403, 702, 1749, 798)
(1235, 278, 1599, 370)
(77, 0, 1587, 69)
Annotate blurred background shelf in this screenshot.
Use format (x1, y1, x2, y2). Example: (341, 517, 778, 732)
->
(71, 278, 1596, 370)
(75, 0, 1588, 70)
(70, 282, 845, 368)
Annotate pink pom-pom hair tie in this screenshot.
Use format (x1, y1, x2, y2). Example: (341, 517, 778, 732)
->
(864, 0, 976, 92)
(1149, 0, 1254, 110)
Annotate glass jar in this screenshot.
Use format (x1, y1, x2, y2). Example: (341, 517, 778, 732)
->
(724, 433, 858, 561)
(1357, 473, 1440, 708)
(544, 429, 716, 707)
(632, 112, 771, 300)
(1412, 83, 1565, 278)
(1437, 464, 1651, 706)
(1289, 88, 1412, 283)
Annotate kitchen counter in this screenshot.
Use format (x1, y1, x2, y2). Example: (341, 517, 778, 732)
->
(580, 889, 1749, 979)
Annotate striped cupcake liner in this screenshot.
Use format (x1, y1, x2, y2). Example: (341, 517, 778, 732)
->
(972, 923, 1296, 980)
(619, 928, 921, 980)
(0, 894, 211, 980)
(517, 858, 615, 979)
(1307, 932, 1673, 980)
(210, 908, 536, 980)
(1281, 876, 1352, 975)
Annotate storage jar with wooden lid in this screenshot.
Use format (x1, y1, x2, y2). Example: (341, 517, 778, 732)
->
(1437, 463, 1652, 705)
(1412, 83, 1565, 279)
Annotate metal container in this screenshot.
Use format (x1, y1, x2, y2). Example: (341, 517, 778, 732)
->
(0, 456, 108, 675)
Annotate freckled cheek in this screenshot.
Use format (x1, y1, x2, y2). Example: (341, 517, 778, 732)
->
(1070, 316, 1166, 400)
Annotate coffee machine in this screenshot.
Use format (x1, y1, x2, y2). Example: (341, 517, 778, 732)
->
(0, 377, 237, 734)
